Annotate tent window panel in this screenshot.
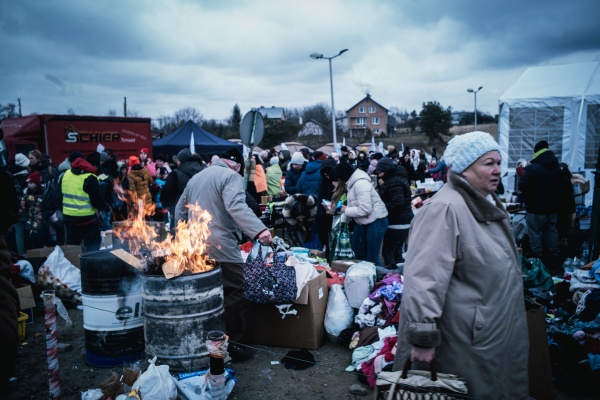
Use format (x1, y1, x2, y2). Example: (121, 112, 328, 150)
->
(585, 104, 600, 169)
(508, 106, 564, 166)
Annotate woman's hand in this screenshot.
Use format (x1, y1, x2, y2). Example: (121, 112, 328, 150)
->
(411, 346, 435, 363)
(341, 205, 346, 213)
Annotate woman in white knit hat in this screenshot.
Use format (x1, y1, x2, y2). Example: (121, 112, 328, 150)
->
(393, 131, 528, 399)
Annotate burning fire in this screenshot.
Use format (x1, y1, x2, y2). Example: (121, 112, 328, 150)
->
(112, 187, 215, 278)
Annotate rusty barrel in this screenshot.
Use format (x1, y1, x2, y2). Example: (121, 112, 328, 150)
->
(142, 266, 225, 372)
(80, 250, 145, 367)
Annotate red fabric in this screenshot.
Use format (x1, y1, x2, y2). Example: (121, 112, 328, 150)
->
(239, 241, 254, 253)
(71, 158, 97, 174)
(516, 165, 525, 177)
(361, 336, 398, 387)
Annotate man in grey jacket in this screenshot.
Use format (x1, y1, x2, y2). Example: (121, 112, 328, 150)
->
(175, 150, 272, 361)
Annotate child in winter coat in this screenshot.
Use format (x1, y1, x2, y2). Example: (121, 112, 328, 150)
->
(20, 171, 50, 249)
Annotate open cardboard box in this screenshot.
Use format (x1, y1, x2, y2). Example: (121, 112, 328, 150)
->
(26, 245, 83, 268)
(330, 259, 361, 274)
(243, 269, 329, 349)
(15, 284, 36, 310)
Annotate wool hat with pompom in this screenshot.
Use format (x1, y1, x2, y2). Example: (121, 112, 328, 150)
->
(442, 131, 500, 173)
(14, 153, 30, 168)
(27, 171, 41, 186)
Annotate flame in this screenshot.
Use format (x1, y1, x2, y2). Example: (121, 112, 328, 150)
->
(112, 186, 214, 277)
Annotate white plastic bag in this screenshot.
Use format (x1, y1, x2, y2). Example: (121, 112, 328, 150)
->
(325, 284, 354, 338)
(344, 261, 376, 308)
(45, 246, 81, 292)
(132, 357, 177, 400)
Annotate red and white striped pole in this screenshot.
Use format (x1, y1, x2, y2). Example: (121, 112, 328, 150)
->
(42, 290, 61, 400)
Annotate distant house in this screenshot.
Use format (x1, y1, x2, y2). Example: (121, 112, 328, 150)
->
(298, 119, 325, 137)
(252, 106, 286, 120)
(346, 94, 393, 137)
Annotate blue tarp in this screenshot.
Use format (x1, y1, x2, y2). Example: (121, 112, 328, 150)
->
(152, 120, 242, 157)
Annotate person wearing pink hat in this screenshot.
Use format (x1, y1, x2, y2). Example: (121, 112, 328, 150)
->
(139, 148, 156, 177)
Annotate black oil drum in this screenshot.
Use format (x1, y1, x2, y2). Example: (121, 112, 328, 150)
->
(80, 250, 145, 367)
(142, 266, 225, 372)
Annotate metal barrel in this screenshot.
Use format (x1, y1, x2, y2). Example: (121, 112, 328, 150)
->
(80, 250, 145, 368)
(142, 266, 225, 372)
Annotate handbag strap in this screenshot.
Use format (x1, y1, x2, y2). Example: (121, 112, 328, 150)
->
(401, 356, 438, 381)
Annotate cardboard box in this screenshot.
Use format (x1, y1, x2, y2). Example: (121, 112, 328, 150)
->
(15, 284, 36, 310)
(330, 259, 361, 273)
(310, 249, 326, 259)
(25, 245, 83, 268)
(244, 270, 329, 349)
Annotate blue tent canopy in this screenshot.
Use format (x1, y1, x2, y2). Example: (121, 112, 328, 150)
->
(152, 120, 242, 157)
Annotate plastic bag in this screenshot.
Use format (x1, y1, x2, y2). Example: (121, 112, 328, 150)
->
(521, 255, 554, 293)
(45, 246, 82, 292)
(132, 357, 177, 400)
(325, 284, 355, 339)
(344, 261, 376, 309)
(329, 214, 354, 263)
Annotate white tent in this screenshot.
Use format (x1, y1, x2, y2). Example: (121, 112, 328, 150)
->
(498, 62, 600, 203)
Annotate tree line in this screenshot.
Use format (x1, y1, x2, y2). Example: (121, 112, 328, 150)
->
(0, 101, 496, 150)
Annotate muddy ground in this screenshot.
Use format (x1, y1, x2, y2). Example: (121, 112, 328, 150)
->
(2, 305, 597, 400)
(3, 304, 367, 400)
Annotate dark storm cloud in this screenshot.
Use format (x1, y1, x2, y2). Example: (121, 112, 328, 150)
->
(390, 0, 600, 68)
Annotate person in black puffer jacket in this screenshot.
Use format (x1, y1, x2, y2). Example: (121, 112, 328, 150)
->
(160, 148, 203, 225)
(376, 158, 413, 266)
(518, 140, 573, 270)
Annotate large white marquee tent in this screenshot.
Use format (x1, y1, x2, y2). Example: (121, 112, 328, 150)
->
(498, 62, 600, 204)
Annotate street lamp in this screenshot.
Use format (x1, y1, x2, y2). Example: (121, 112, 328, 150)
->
(467, 86, 483, 131)
(310, 49, 348, 152)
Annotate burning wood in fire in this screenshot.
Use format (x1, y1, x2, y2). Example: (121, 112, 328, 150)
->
(112, 188, 215, 278)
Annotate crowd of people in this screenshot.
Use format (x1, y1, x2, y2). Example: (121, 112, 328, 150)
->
(0, 126, 583, 398)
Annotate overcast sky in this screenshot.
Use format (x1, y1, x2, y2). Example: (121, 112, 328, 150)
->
(1, 0, 599, 123)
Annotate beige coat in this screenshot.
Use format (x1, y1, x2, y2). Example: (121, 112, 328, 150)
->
(393, 172, 528, 399)
(344, 168, 388, 225)
(175, 160, 267, 264)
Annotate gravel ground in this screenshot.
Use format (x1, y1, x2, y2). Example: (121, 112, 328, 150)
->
(2, 305, 598, 400)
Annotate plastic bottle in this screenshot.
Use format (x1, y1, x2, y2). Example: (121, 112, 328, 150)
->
(563, 258, 573, 280)
(582, 242, 589, 264)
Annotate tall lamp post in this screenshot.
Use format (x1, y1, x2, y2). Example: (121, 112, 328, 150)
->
(467, 86, 483, 131)
(310, 49, 348, 152)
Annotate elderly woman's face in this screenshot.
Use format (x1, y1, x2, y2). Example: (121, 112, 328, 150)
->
(461, 151, 502, 195)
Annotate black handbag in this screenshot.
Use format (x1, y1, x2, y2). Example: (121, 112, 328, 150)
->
(243, 242, 297, 305)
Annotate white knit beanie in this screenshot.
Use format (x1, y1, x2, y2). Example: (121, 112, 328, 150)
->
(14, 153, 30, 168)
(270, 156, 279, 165)
(290, 151, 307, 165)
(442, 131, 500, 173)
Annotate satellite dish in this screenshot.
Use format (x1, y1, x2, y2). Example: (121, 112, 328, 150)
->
(240, 111, 265, 147)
